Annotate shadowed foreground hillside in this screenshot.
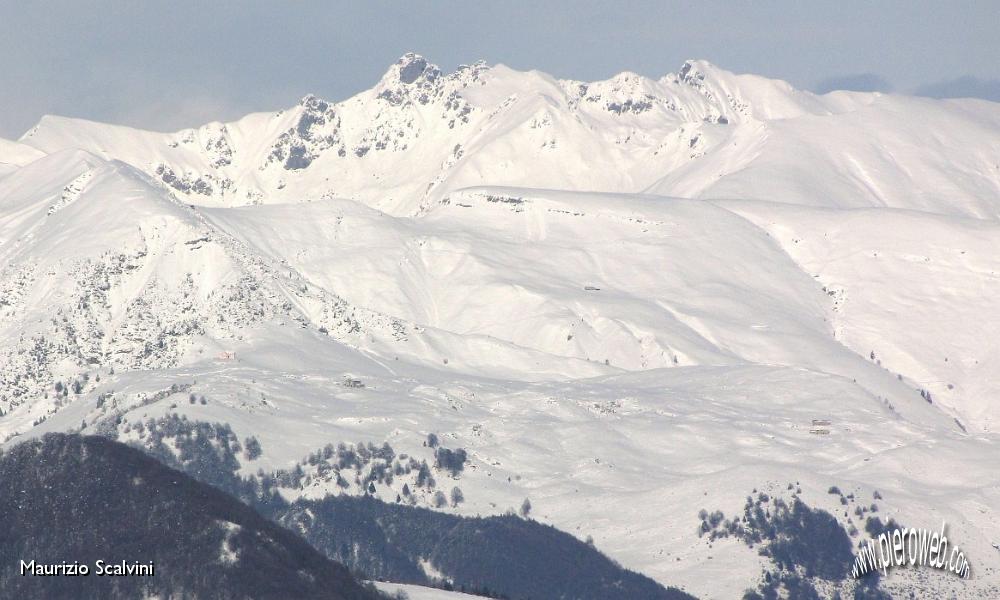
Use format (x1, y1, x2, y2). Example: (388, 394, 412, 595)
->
(0, 433, 381, 600)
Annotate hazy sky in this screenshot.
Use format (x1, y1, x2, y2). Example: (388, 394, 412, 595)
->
(1, 1, 998, 138)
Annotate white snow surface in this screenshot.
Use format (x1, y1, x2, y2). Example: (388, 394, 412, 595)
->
(2, 55, 1000, 599)
(374, 581, 486, 599)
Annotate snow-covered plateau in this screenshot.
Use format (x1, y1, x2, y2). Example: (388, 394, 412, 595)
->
(2, 53, 999, 598)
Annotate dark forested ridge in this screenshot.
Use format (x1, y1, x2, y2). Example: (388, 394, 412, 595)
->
(0, 433, 382, 600)
(699, 489, 897, 599)
(286, 495, 696, 600)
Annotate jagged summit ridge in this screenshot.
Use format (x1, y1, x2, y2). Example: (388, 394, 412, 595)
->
(12, 54, 769, 215)
(374, 52, 489, 107)
(13, 53, 1000, 219)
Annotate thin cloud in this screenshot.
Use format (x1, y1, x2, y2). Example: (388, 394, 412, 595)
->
(112, 92, 281, 133)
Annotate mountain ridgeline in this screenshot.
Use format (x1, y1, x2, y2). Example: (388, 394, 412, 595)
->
(15, 53, 1000, 219)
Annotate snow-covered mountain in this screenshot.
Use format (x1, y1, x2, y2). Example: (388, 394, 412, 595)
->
(0, 137, 44, 178)
(17, 54, 1000, 218)
(2, 54, 1000, 598)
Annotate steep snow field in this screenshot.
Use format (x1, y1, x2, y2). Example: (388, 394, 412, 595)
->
(2, 55, 999, 598)
(0, 138, 44, 179)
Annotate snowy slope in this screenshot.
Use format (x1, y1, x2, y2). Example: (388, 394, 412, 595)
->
(199, 186, 956, 429)
(721, 200, 1000, 431)
(374, 582, 487, 599)
(3, 54, 1000, 599)
(654, 95, 1000, 218)
(0, 137, 44, 178)
(0, 159, 626, 429)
